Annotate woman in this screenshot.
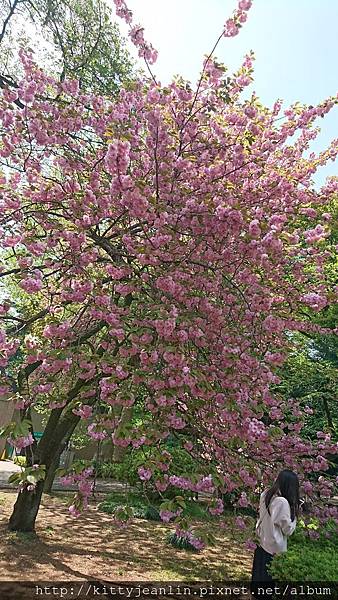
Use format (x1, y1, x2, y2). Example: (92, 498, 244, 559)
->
(251, 470, 300, 588)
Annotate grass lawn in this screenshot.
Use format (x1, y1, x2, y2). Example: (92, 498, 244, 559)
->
(0, 490, 252, 581)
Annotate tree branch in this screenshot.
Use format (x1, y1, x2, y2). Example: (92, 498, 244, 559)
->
(0, 0, 22, 44)
(0, 75, 24, 108)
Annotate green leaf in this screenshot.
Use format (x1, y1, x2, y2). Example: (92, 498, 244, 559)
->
(0, 422, 17, 438)
(175, 496, 186, 509)
(26, 475, 37, 484)
(8, 473, 21, 484)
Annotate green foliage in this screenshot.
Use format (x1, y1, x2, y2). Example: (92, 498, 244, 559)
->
(135, 505, 161, 522)
(56, 458, 91, 479)
(98, 491, 145, 513)
(167, 444, 200, 476)
(93, 456, 140, 485)
(0, 418, 32, 440)
(98, 491, 160, 521)
(276, 336, 337, 440)
(0, 0, 134, 97)
(274, 199, 338, 443)
(66, 421, 92, 450)
(113, 505, 134, 523)
(38, 0, 134, 95)
(184, 500, 209, 520)
(270, 522, 338, 581)
(13, 456, 27, 467)
(98, 490, 211, 524)
(94, 442, 201, 487)
(8, 464, 46, 487)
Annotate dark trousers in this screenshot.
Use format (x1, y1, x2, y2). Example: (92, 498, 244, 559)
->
(251, 545, 274, 597)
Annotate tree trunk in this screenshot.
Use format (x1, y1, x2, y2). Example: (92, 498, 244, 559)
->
(8, 332, 108, 531)
(8, 408, 81, 532)
(43, 450, 62, 494)
(8, 480, 44, 532)
(43, 419, 79, 493)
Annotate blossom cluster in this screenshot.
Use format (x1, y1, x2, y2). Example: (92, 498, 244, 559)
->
(224, 0, 253, 37)
(60, 468, 94, 517)
(112, 0, 158, 64)
(7, 433, 34, 451)
(175, 528, 205, 551)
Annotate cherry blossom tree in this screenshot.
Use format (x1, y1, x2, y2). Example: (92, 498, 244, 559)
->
(0, 0, 337, 535)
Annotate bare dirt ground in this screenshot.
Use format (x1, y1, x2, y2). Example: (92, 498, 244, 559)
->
(0, 490, 252, 582)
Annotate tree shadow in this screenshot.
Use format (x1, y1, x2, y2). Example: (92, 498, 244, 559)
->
(0, 491, 252, 581)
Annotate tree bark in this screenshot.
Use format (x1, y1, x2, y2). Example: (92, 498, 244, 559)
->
(43, 449, 62, 494)
(43, 418, 79, 493)
(8, 409, 81, 531)
(8, 480, 44, 532)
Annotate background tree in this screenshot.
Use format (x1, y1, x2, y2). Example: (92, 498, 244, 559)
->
(276, 199, 337, 441)
(0, 0, 134, 97)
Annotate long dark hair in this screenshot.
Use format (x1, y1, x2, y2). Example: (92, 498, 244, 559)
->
(265, 470, 300, 521)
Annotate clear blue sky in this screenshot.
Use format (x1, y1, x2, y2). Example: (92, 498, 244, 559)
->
(119, 0, 338, 187)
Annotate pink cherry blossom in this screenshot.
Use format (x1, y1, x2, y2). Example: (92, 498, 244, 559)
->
(235, 516, 246, 530)
(7, 433, 34, 450)
(73, 405, 93, 419)
(138, 467, 152, 481)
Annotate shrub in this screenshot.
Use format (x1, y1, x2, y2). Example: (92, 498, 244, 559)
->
(93, 441, 201, 488)
(93, 461, 118, 479)
(98, 491, 143, 512)
(144, 505, 161, 521)
(270, 522, 338, 581)
(98, 492, 161, 521)
(93, 454, 147, 485)
(271, 546, 337, 581)
(167, 446, 199, 476)
(167, 532, 201, 552)
(183, 499, 209, 520)
(98, 491, 209, 522)
(131, 504, 161, 521)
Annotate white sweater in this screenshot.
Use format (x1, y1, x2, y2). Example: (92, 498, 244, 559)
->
(256, 491, 297, 555)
